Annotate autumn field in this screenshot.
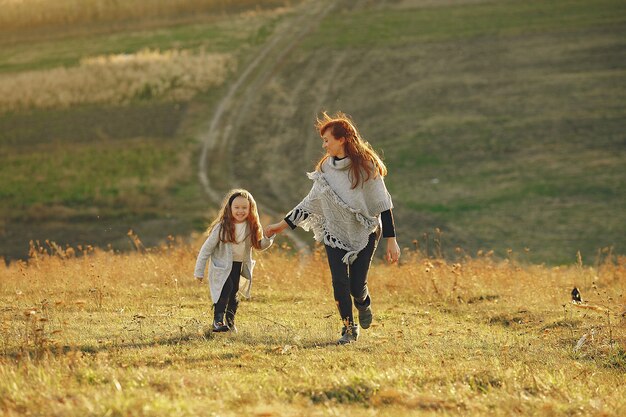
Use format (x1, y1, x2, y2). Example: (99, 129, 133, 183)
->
(1, 1, 625, 413)
(1, 238, 625, 416)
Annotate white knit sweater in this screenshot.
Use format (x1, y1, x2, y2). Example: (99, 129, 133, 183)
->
(287, 157, 393, 264)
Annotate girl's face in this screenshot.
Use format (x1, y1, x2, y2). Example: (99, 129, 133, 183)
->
(230, 196, 250, 223)
(322, 129, 346, 158)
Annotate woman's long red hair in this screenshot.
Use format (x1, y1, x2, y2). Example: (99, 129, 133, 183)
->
(315, 112, 387, 188)
(207, 189, 263, 249)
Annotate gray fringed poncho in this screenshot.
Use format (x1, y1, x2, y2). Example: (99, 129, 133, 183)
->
(287, 157, 393, 264)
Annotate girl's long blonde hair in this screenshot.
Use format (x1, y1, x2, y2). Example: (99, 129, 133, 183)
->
(207, 189, 263, 249)
(315, 111, 387, 188)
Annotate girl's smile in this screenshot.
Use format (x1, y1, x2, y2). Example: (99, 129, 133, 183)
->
(231, 195, 250, 223)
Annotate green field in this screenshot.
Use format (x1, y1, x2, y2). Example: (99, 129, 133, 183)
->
(0, 0, 625, 263)
(0, 2, 291, 259)
(221, 0, 626, 264)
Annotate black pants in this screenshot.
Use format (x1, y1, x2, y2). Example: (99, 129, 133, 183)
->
(214, 261, 242, 322)
(325, 232, 378, 326)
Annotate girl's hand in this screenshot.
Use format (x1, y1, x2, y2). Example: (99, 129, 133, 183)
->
(264, 220, 288, 237)
(385, 237, 401, 264)
(195, 276, 204, 283)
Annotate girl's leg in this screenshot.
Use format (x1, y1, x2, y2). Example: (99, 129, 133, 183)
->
(349, 232, 379, 306)
(325, 245, 354, 326)
(225, 262, 242, 328)
(214, 263, 241, 331)
(214, 276, 233, 320)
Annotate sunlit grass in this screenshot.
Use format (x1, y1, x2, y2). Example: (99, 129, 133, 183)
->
(0, 238, 624, 416)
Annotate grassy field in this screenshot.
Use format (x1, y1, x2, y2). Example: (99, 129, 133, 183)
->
(1, 0, 625, 264)
(0, 1, 296, 259)
(0, 240, 624, 416)
(1, 1, 624, 415)
(222, 0, 626, 264)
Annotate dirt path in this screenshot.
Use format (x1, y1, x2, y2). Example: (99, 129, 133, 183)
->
(197, 0, 340, 253)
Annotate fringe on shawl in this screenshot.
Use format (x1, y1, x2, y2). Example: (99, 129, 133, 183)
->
(306, 171, 378, 230)
(288, 172, 378, 264)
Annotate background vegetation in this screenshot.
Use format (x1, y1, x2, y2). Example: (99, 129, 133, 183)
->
(223, 0, 626, 265)
(0, 0, 624, 263)
(0, 0, 294, 259)
(0, 0, 290, 32)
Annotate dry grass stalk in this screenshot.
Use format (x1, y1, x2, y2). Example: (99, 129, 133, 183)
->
(0, 237, 624, 415)
(0, 49, 236, 112)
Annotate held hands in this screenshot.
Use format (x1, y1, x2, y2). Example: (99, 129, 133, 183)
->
(195, 276, 204, 284)
(264, 220, 288, 238)
(385, 237, 401, 264)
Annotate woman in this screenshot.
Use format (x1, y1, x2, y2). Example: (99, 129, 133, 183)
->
(264, 112, 400, 344)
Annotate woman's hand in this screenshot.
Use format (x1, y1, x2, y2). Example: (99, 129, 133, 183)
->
(264, 220, 289, 237)
(385, 237, 401, 264)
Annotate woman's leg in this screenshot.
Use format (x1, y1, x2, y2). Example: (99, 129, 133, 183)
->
(349, 232, 378, 306)
(325, 245, 354, 326)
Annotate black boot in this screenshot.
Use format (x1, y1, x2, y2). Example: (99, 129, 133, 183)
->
(212, 312, 229, 332)
(355, 295, 372, 329)
(338, 325, 359, 344)
(225, 311, 238, 333)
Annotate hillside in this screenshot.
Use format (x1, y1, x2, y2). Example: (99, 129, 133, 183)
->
(208, 0, 626, 264)
(0, 0, 625, 264)
(0, 1, 299, 260)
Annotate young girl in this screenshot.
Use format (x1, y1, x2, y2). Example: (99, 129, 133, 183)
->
(195, 189, 273, 332)
(264, 112, 400, 344)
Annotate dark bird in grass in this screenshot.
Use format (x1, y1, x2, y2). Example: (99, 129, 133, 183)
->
(571, 287, 582, 303)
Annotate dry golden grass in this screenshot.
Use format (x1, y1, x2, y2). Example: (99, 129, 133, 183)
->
(0, 237, 625, 416)
(0, 0, 291, 31)
(0, 49, 235, 112)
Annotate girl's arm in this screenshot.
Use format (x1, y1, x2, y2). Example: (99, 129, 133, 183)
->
(194, 225, 221, 279)
(258, 233, 275, 251)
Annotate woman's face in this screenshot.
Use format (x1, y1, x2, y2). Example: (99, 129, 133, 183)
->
(230, 196, 250, 223)
(322, 129, 346, 158)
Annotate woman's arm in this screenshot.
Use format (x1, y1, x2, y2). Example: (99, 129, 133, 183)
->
(264, 220, 290, 237)
(381, 209, 395, 238)
(385, 237, 401, 263)
(381, 209, 400, 263)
